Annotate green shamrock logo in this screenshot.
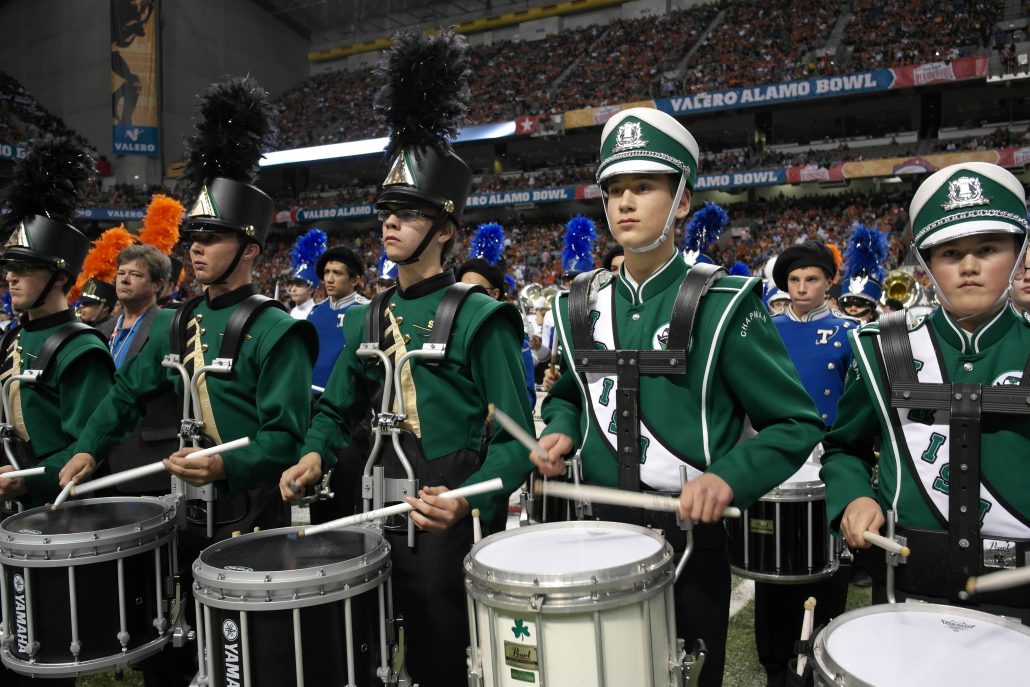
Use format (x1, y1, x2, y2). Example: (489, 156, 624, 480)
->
(511, 619, 530, 639)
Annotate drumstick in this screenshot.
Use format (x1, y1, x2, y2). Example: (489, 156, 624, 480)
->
(71, 437, 251, 497)
(490, 404, 549, 459)
(0, 466, 46, 479)
(966, 566, 1030, 596)
(535, 481, 742, 519)
(863, 531, 911, 557)
(796, 596, 816, 676)
(472, 508, 482, 544)
(300, 477, 504, 537)
(311, 385, 325, 393)
(50, 480, 75, 510)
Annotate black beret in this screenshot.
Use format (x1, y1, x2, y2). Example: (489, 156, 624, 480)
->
(456, 258, 506, 296)
(602, 245, 624, 271)
(316, 246, 364, 279)
(773, 240, 837, 291)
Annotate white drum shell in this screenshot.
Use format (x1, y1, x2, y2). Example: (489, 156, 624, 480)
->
(465, 521, 679, 687)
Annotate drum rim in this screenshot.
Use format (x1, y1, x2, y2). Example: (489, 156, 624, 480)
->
(192, 525, 391, 605)
(0, 496, 177, 564)
(464, 520, 673, 608)
(812, 602, 1030, 686)
(0, 630, 171, 677)
(761, 480, 825, 501)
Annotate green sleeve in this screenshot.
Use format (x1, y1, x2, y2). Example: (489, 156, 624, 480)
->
(820, 343, 881, 532)
(540, 364, 584, 447)
(704, 295, 826, 509)
(222, 322, 314, 496)
(73, 328, 173, 459)
(26, 347, 116, 500)
(460, 311, 536, 527)
(301, 309, 369, 466)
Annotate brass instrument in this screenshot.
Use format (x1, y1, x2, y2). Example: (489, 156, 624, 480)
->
(518, 283, 559, 315)
(881, 269, 922, 309)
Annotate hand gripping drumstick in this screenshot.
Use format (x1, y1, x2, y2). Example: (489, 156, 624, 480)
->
(300, 477, 505, 537)
(69, 437, 251, 497)
(50, 480, 75, 510)
(535, 481, 742, 520)
(863, 531, 911, 557)
(795, 597, 817, 676)
(966, 566, 1030, 596)
(0, 466, 46, 479)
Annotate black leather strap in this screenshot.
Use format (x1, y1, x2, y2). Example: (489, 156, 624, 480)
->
(32, 322, 109, 379)
(426, 282, 486, 348)
(364, 286, 397, 346)
(569, 269, 603, 351)
(878, 311, 917, 386)
(217, 295, 286, 362)
(667, 263, 725, 352)
(169, 295, 205, 355)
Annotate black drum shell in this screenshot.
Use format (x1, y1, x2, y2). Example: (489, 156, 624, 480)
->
(727, 496, 837, 582)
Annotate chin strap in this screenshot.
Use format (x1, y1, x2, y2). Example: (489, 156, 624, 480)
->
(395, 212, 450, 266)
(603, 174, 687, 255)
(30, 269, 65, 310)
(201, 235, 252, 287)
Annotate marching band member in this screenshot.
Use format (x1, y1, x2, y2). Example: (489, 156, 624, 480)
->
(279, 30, 534, 687)
(756, 240, 854, 687)
(0, 137, 114, 511)
(528, 108, 824, 687)
(1012, 245, 1030, 314)
(823, 161, 1030, 622)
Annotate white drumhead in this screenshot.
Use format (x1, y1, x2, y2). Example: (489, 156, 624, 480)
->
(474, 524, 663, 575)
(821, 605, 1030, 686)
(782, 462, 822, 487)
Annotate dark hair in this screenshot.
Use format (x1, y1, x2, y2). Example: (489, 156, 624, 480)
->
(117, 244, 172, 284)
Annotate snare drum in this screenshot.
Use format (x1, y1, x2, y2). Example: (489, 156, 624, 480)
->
(727, 462, 841, 583)
(192, 525, 392, 687)
(0, 496, 178, 677)
(812, 602, 1030, 686)
(465, 521, 684, 687)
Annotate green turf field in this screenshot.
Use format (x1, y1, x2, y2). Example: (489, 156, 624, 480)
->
(74, 578, 872, 686)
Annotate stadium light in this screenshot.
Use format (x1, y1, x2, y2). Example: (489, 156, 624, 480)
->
(260, 121, 517, 167)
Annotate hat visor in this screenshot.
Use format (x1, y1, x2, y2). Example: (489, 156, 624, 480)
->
(376, 187, 447, 212)
(183, 217, 255, 236)
(598, 159, 680, 184)
(919, 219, 1025, 249)
(0, 248, 62, 269)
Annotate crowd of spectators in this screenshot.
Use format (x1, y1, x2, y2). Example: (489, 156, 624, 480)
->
(842, 0, 1001, 72)
(0, 70, 94, 151)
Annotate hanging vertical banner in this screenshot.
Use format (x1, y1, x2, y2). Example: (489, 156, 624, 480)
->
(111, 0, 159, 156)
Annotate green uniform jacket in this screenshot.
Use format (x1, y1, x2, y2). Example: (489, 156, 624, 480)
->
(302, 272, 535, 525)
(542, 254, 824, 508)
(822, 306, 1030, 532)
(6, 310, 115, 503)
(74, 285, 317, 498)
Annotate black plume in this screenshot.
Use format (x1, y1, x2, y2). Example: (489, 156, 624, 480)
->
(181, 76, 276, 198)
(373, 29, 471, 159)
(0, 135, 96, 234)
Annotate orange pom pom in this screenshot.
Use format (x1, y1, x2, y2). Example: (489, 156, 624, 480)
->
(138, 194, 183, 255)
(70, 225, 137, 303)
(826, 243, 843, 283)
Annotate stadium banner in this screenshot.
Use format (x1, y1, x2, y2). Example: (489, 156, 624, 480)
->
(76, 207, 147, 221)
(111, 0, 160, 157)
(652, 56, 987, 118)
(296, 205, 376, 221)
(695, 168, 787, 190)
(564, 100, 656, 130)
(0, 143, 28, 161)
(785, 146, 1025, 184)
(466, 185, 580, 208)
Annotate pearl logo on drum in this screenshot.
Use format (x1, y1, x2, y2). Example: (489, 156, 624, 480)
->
(222, 619, 239, 642)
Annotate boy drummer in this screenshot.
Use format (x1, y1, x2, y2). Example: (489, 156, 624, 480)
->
(823, 162, 1030, 621)
(529, 108, 825, 686)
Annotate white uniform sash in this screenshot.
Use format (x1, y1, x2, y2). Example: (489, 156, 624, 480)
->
(880, 325, 1030, 538)
(561, 280, 704, 492)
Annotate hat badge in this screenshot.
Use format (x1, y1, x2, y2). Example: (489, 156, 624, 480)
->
(942, 176, 990, 211)
(613, 121, 647, 153)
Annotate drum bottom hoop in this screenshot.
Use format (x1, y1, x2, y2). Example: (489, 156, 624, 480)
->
(729, 561, 840, 584)
(1, 634, 171, 678)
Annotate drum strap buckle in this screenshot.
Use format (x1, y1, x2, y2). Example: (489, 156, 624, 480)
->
(178, 418, 205, 442)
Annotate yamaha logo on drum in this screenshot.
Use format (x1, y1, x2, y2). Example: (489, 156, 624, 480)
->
(222, 618, 240, 642)
(12, 573, 28, 654)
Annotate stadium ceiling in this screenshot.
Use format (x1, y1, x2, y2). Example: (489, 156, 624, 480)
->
(251, 0, 561, 42)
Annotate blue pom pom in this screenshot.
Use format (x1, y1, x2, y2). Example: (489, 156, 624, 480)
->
(378, 248, 398, 280)
(562, 215, 597, 273)
(728, 261, 750, 276)
(290, 228, 328, 285)
(683, 202, 729, 253)
(468, 222, 505, 265)
(2, 290, 12, 316)
(843, 223, 888, 282)
(504, 274, 517, 299)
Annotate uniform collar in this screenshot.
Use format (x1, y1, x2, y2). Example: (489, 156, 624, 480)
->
(930, 304, 1015, 354)
(616, 252, 685, 306)
(328, 292, 360, 310)
(397, 270, 455, 300)
(206, 283, 259, 310)
(786, 303, 831, 323)
(21, 308, 76, 332)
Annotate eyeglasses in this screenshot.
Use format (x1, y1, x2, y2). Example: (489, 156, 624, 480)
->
(376, 208, 438, 222)
(2, 260, 46, 275)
